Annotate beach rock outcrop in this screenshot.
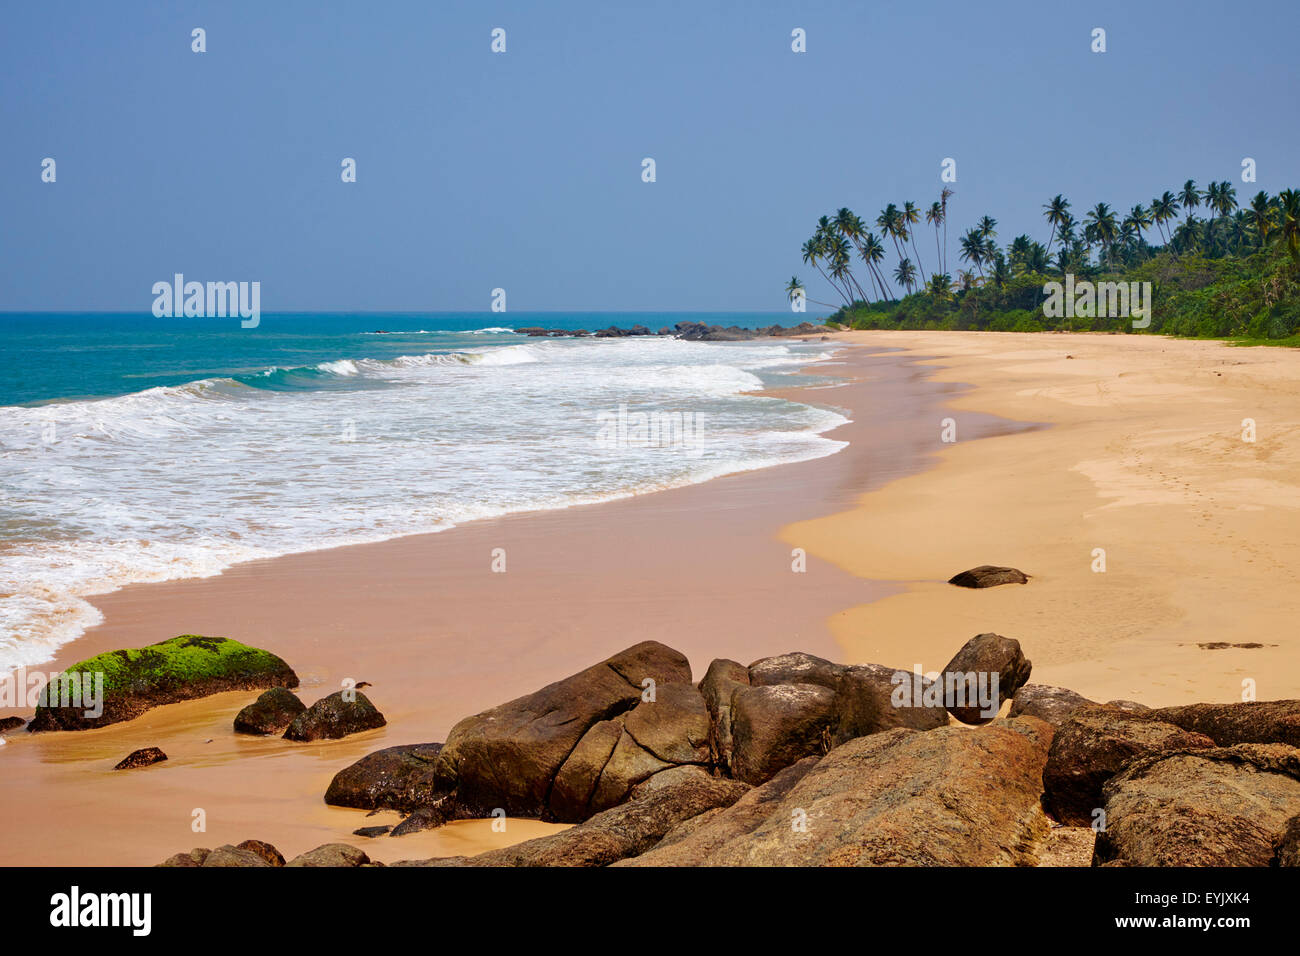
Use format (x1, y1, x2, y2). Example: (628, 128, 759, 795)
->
(1277, 816, 1300, 867)
(626, 717, 1055, 866)
(431, 641, 691, 818)
(28, 634, 298, 732)
(403, 774, 752, 867)
(158, 841, 285, 867)
(830, 662, 949, 741)
(1042, 706, 1215, 825)
(729, 683, 836, 785)
(235, 839, 285, 866)
(114, 747, 167, 770)
(283, 690, 386, 742)
(1009, 684, 1095, 726)
(285, 843, 373, 867)
(947, 565, 1030, 588)
(1094, 744, 1300, 866)
(1148, 700, 1300, 748)
(0, 717, 25, 733)
(550, 681, 711, 820)
(234, 687, 306, 735)
(698, 658, 750, 768)
(940, 632, 1032, 724)
(325, 743, 444, 812)
(201, 844, 275, 867)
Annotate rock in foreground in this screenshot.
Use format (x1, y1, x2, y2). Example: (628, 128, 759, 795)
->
(1096, 744, 1300, 866)
(114, 747, 167, 770)
(283, 690, 386, 742)
(947, 565, 1030, 588)
(234, 687, 306, 735)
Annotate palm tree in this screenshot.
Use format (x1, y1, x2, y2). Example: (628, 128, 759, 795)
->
(802, 234, 849, 305)
(1179, 179, 1202, 227)
(902, 201, 928, 282)
(893, 257, 917, 294)
(859, 231, 892, 300)
(959, 228, 986, 278)
(939, 186, 954, 273)
(1126, 203, 1153, 248)
(1043, 195, 1070, 254)
(877, 204, 909, 270)
(956, 269, 978, 292)
(990, 252, 1010, 289)
(1247, 191, 1275, 250)
(927, 273, 953, 301)
(1208, 181, 1237, 255)
(926, 201, 944, 278)
(1084, 202, 1119, 268)
(831, 209, 870, 301)
(1278, 189, 1300, 261)
(1150, 191, 1180, 246)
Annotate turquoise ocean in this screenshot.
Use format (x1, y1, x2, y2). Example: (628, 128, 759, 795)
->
(0, 312, 848, 670)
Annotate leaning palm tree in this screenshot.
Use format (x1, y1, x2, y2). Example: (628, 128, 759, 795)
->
(1043, 195, 1070, 254)
(802, 235, 849, 305)
(877, 204, 909, 270)
(902, 201, 928, 282)
(785, 276, 837, 311)
(859, 231, 892, 300)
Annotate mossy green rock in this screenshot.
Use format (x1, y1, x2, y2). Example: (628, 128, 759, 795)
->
(29, 635, 298, 732)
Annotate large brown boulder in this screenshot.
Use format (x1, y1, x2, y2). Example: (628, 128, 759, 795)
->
(615, 757, 822, 866)
(1095, 744, 1300, 866)
(432, 641, 692, 817)
(201, 844, 275, 867)
(940, 632, 1032, 725)
(729, 683, 836, 785)
(549, 682, 711, 820)
(1043, 706, 1216, 826)
(285, 843, 372, 867)
(283, 690, 386, 742)
(324, 743, 444, 812)
(234, 687, 306, 735)
(402, 774, 751, 867)
(698, 659, 750, 768)
(948, 565, 1029, 588)
(831, 663, 949, 743)
(622, 717, 1055, 866)
(748, 652, 843, 690)
(1149, 700, 1300, 748)
(1009, 684, 1095, 727)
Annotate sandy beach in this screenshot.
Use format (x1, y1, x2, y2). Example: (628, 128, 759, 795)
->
(3, 331, 1298, 866)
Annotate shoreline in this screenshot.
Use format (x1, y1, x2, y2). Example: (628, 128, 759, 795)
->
(1, 341, 1027, 865)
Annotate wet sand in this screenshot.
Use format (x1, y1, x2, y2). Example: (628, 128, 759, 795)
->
(0, 343, 1018, 865)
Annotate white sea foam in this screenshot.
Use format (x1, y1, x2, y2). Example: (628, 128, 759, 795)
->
(0, 336, 846, 670)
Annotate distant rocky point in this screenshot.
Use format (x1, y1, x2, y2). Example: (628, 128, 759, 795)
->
(511, 321, 827, 341)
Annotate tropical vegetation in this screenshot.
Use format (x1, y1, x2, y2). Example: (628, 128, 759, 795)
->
(788, 181, 1300, 341)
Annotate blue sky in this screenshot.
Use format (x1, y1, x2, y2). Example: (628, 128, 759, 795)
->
(2, 0, 1297, 312)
